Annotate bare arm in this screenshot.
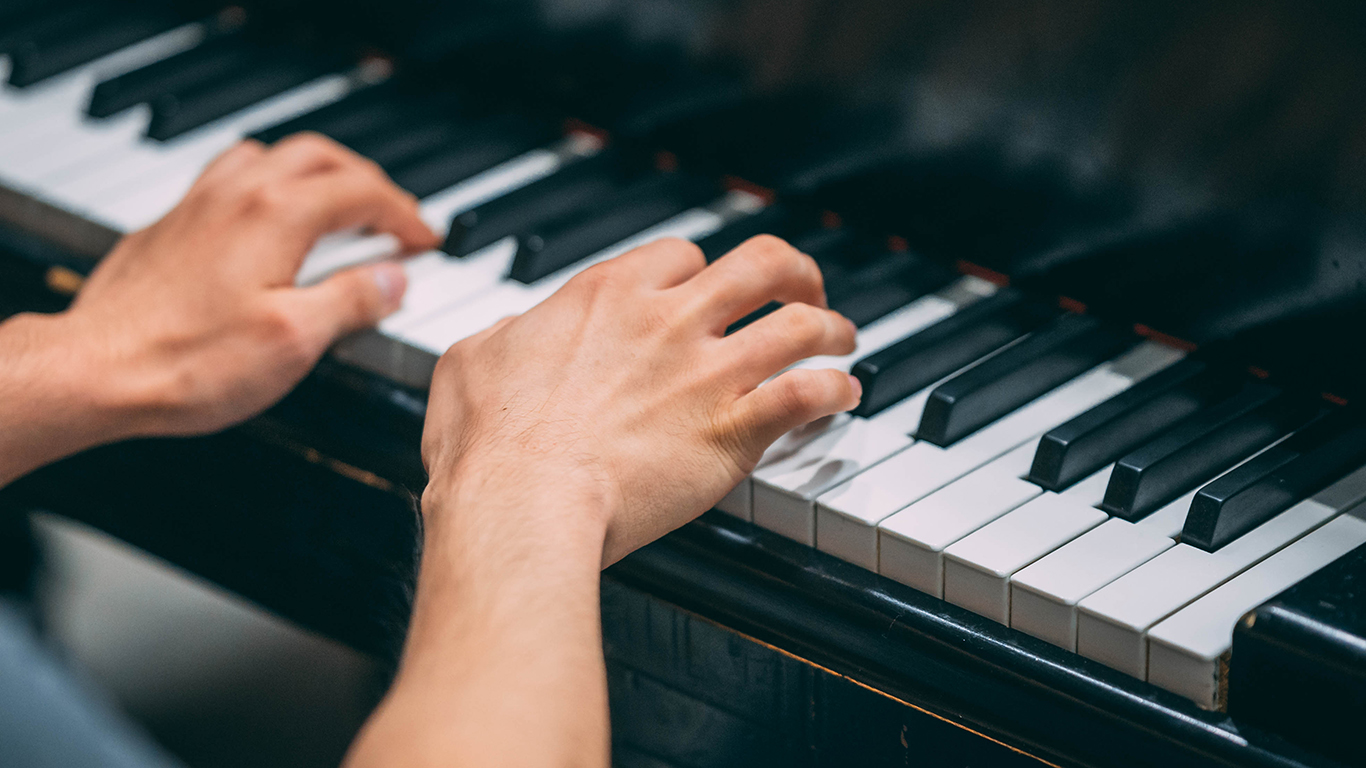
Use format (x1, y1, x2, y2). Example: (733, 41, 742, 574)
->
(0, 134, 437, 488)
(346, 236, 859, 768)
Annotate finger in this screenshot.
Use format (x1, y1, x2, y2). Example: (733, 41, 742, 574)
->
(193, 140, 266, 188)
(719, 303, 857, 389)
(728, 367, 862, 450)
(261, 131, 371, 180)
(610, 237, 707, 289)
(680, 235, 826, 331)
(290, 261, 407, 351)
(277, 165, 439, 253)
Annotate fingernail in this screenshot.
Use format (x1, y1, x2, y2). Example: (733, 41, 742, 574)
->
(847, 374, 863, 402)
(373, 262, 407, 312)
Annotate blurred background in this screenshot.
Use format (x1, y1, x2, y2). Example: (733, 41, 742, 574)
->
(29, 513, 384, 768)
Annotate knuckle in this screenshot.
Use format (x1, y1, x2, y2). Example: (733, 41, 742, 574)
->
(256, 304, 310, 359)
(660, 236, 704, 262)
(739, 234, 796, 271)
(571, 261, 618, 293)
(780, 304, 828, 344)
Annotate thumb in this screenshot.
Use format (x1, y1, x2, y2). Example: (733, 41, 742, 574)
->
(294, 261, 407, 349)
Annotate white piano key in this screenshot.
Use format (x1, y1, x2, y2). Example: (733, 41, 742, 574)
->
(398, 207, 726, 354)
(873, 441, 1042, 591)
(294, 146, 571, 293)
(0, 24, 206, 190)
(417, 147, 565, 232)
(1074, 462, 1366, 679)
(374, 238, 513, 331)
(788, 276, 996, 373)
(715, 480, 751, 519)
(750, 282, 990, 544)
(1010, 519, 1175, 650)
(1147, 510, 1366, 709)
(0, 23, 205, 120)
(52, 74, 352, 224)
(818, 342, 1182, 540)
(1006, 439, 1293, 651)
(941, 491, 1108, 623)
(1, 106, 151, 189)
(751, 413, 914, 544)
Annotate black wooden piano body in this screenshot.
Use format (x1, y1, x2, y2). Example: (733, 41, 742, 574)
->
(2, 1, 1366, 766)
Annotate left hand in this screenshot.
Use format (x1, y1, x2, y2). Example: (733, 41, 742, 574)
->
(52, 133, 439, 438)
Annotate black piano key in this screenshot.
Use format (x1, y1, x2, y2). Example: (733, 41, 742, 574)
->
(509, 172, 719, 284)
(1182, 408, 1366, 551)
(827, 250, 956, 327)
(87, 36, 254, 118)
(346, 119, 467, 171)
(695, 204, 794, 262)
(0, 2, 103, 60)
(444, 150, 632, 257)
(146, 56, 330, 141)
(851, 290, 1056, 418)
(8, 12, 177, 88)
(387, 115, 558, 199)
(247, 83, 402, 144)
(1026, 359, 1233, 491)
(1101, 384, 1321, 521)
(916, 313, 1133, 447)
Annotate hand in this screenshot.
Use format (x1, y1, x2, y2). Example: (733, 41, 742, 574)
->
(52, 133, 439, 438)
(421, 234, 859, 565)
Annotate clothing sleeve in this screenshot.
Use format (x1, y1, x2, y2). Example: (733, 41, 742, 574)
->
(0, 600, 187, 768)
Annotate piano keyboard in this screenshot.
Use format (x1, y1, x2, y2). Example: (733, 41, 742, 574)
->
(3, 3, 1363, 716)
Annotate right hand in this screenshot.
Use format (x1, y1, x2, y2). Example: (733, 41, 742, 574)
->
(420, 234, 860, 565)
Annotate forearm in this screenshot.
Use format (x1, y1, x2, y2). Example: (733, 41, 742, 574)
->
(0, 312, 147, 488)
(345, 463, 613, 768)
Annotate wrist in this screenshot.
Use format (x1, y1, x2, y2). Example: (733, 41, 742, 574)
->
(422, 450, 616, 568)
(0, 312, 147, 484)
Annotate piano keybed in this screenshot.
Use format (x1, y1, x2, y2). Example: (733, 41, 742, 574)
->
(2, 0, 1364, 727)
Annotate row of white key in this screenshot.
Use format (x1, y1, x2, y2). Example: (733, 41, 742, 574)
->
(711, 305, 1366, 709)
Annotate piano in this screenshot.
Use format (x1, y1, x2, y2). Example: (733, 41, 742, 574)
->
(1, 0, 1365, 765)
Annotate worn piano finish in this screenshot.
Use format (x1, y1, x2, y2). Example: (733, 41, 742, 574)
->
(4, 1, 1366, 766)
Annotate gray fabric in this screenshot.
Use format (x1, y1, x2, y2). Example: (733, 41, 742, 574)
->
(0, 599, 185, 768)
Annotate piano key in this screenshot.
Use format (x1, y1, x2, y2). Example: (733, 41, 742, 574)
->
(1026, 359, 1223, 492)
(1147, 510, 1366, 709)
(1075, 462, 1366, 679)
(0, 3, 105, 60)
(87, 35, 255, 118)
(850, 289, 1055, 418)
(942, 486, 1109, 623)
(8, 12, 177, 88)
(1006, 441, 1289, 651)
(388, 116, 559, 199)
(1181, 408, 1366, 552)
(65, 74, 353, 228)
(818, 342, 1183, 538)
(443, 149, 627, 257)
(147, 55, 331, 141)
(786, 277, 997, 377)
(247, 82, 405, 144)
(397, 201, 736, 355)
(695, 203, 794, 263)
(344, 117, 465, 171)
(507, 172, 718, 284)
(916, 313, 1133, 447)
(1010, 519, 1175, 650)
(1100, 386, 1318, 521)
(0, 23, 207, 192)
(826, 250, 956, 328)
(873, 441, 1043, 589)
(297, 142, 574, 291)
(749, 281, 991, 542)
